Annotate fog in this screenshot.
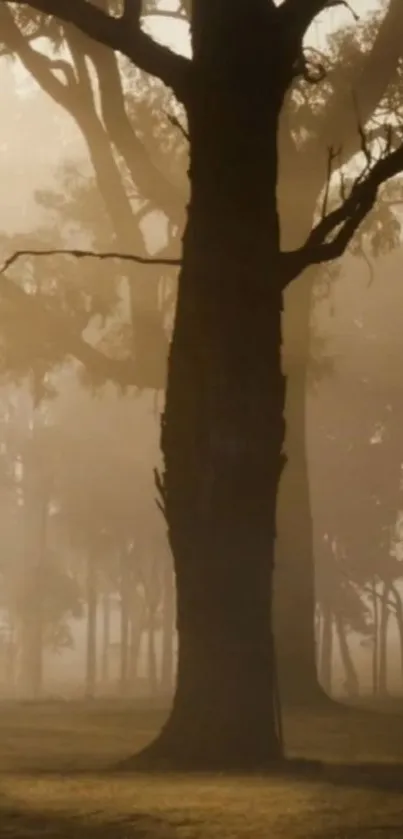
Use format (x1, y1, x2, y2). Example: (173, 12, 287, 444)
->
(0, 35, 402, 706)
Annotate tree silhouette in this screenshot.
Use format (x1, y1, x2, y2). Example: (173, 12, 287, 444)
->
(3, 0, 403, 768)
(4, 2, 403, 708)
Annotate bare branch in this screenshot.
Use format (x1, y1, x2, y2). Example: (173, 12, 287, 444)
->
(5, 0, 192, 103)
(0, 245, 181, 386)
(0, 248, 181, 277)
(361, 246, 375, 288)
(0, 246, 180, 385)
(319, 0, 403, 163)
(165, 110, 189, 142)
(292, 46, 328, 85)
(0, 4, 79, 109)
(283, 133, 403, 280)
(280, 0, 360, 77)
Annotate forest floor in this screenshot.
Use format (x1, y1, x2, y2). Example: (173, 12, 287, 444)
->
(0, 699, 402, 837)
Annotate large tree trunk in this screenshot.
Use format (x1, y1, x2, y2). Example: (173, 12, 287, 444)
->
(274, 280, 319, 705)
(131, 7, 286, 769)
(275, 149, 325, 705)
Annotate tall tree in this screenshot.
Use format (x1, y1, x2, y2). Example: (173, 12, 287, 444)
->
(274, 1, 403, 703)
(5, 2, 403, 706)
(4, 0, 403, 768)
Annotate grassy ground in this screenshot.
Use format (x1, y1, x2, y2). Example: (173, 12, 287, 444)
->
(0, 699, 403, 837)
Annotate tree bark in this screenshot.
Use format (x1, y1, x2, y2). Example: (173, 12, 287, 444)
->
(131, 9, 286, 767)
(274, 321, 319, 705)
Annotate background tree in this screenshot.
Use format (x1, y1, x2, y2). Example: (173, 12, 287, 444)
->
(312, 245, 403, 699)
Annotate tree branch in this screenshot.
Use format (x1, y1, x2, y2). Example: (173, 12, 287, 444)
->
(280, 0, 360, 87)
(0, 246, 181, 386)
(281, 0, 358, 38)
(0, 248, 181, 276)
(123, 0, 141, 27)
(85, 40, 185, 225)
(5, 0, 193, 103)
(283, 135, 403, 279)
(0, 4, 79, 110)
(318, 0, 403, 162)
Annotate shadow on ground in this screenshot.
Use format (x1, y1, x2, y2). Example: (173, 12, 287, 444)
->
(278, 758, 403, 793)
(115, 758, 403, 792)
(4, 759, 403, 795)
(0, 798, 198, 838)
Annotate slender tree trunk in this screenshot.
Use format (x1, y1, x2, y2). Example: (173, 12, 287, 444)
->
(101, 592, 111, 688)
(372, 578, 380, 697)
(20, 480, 47, 701)
(133, 11, 286, 768)
(30, 577, 43, 700)
(6, 620, 16, 696)
(379, 582, 390, 695)
(161, 557, 175, 697)
(30, 491, 48, 701)
(144, 558, 161, 697)
(129, 592, 144, 693)
(120, 552, 130, 697)
(319, 604, 333, 696)
(85, 551, 98, 699)
(147, 604, 158, 697)
(334, 613, 359, 699)
(390, 584, 403, 686)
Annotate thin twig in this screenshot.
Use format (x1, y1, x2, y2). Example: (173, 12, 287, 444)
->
(166, 111, 189, 142)
(0, 247, 182, 277)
